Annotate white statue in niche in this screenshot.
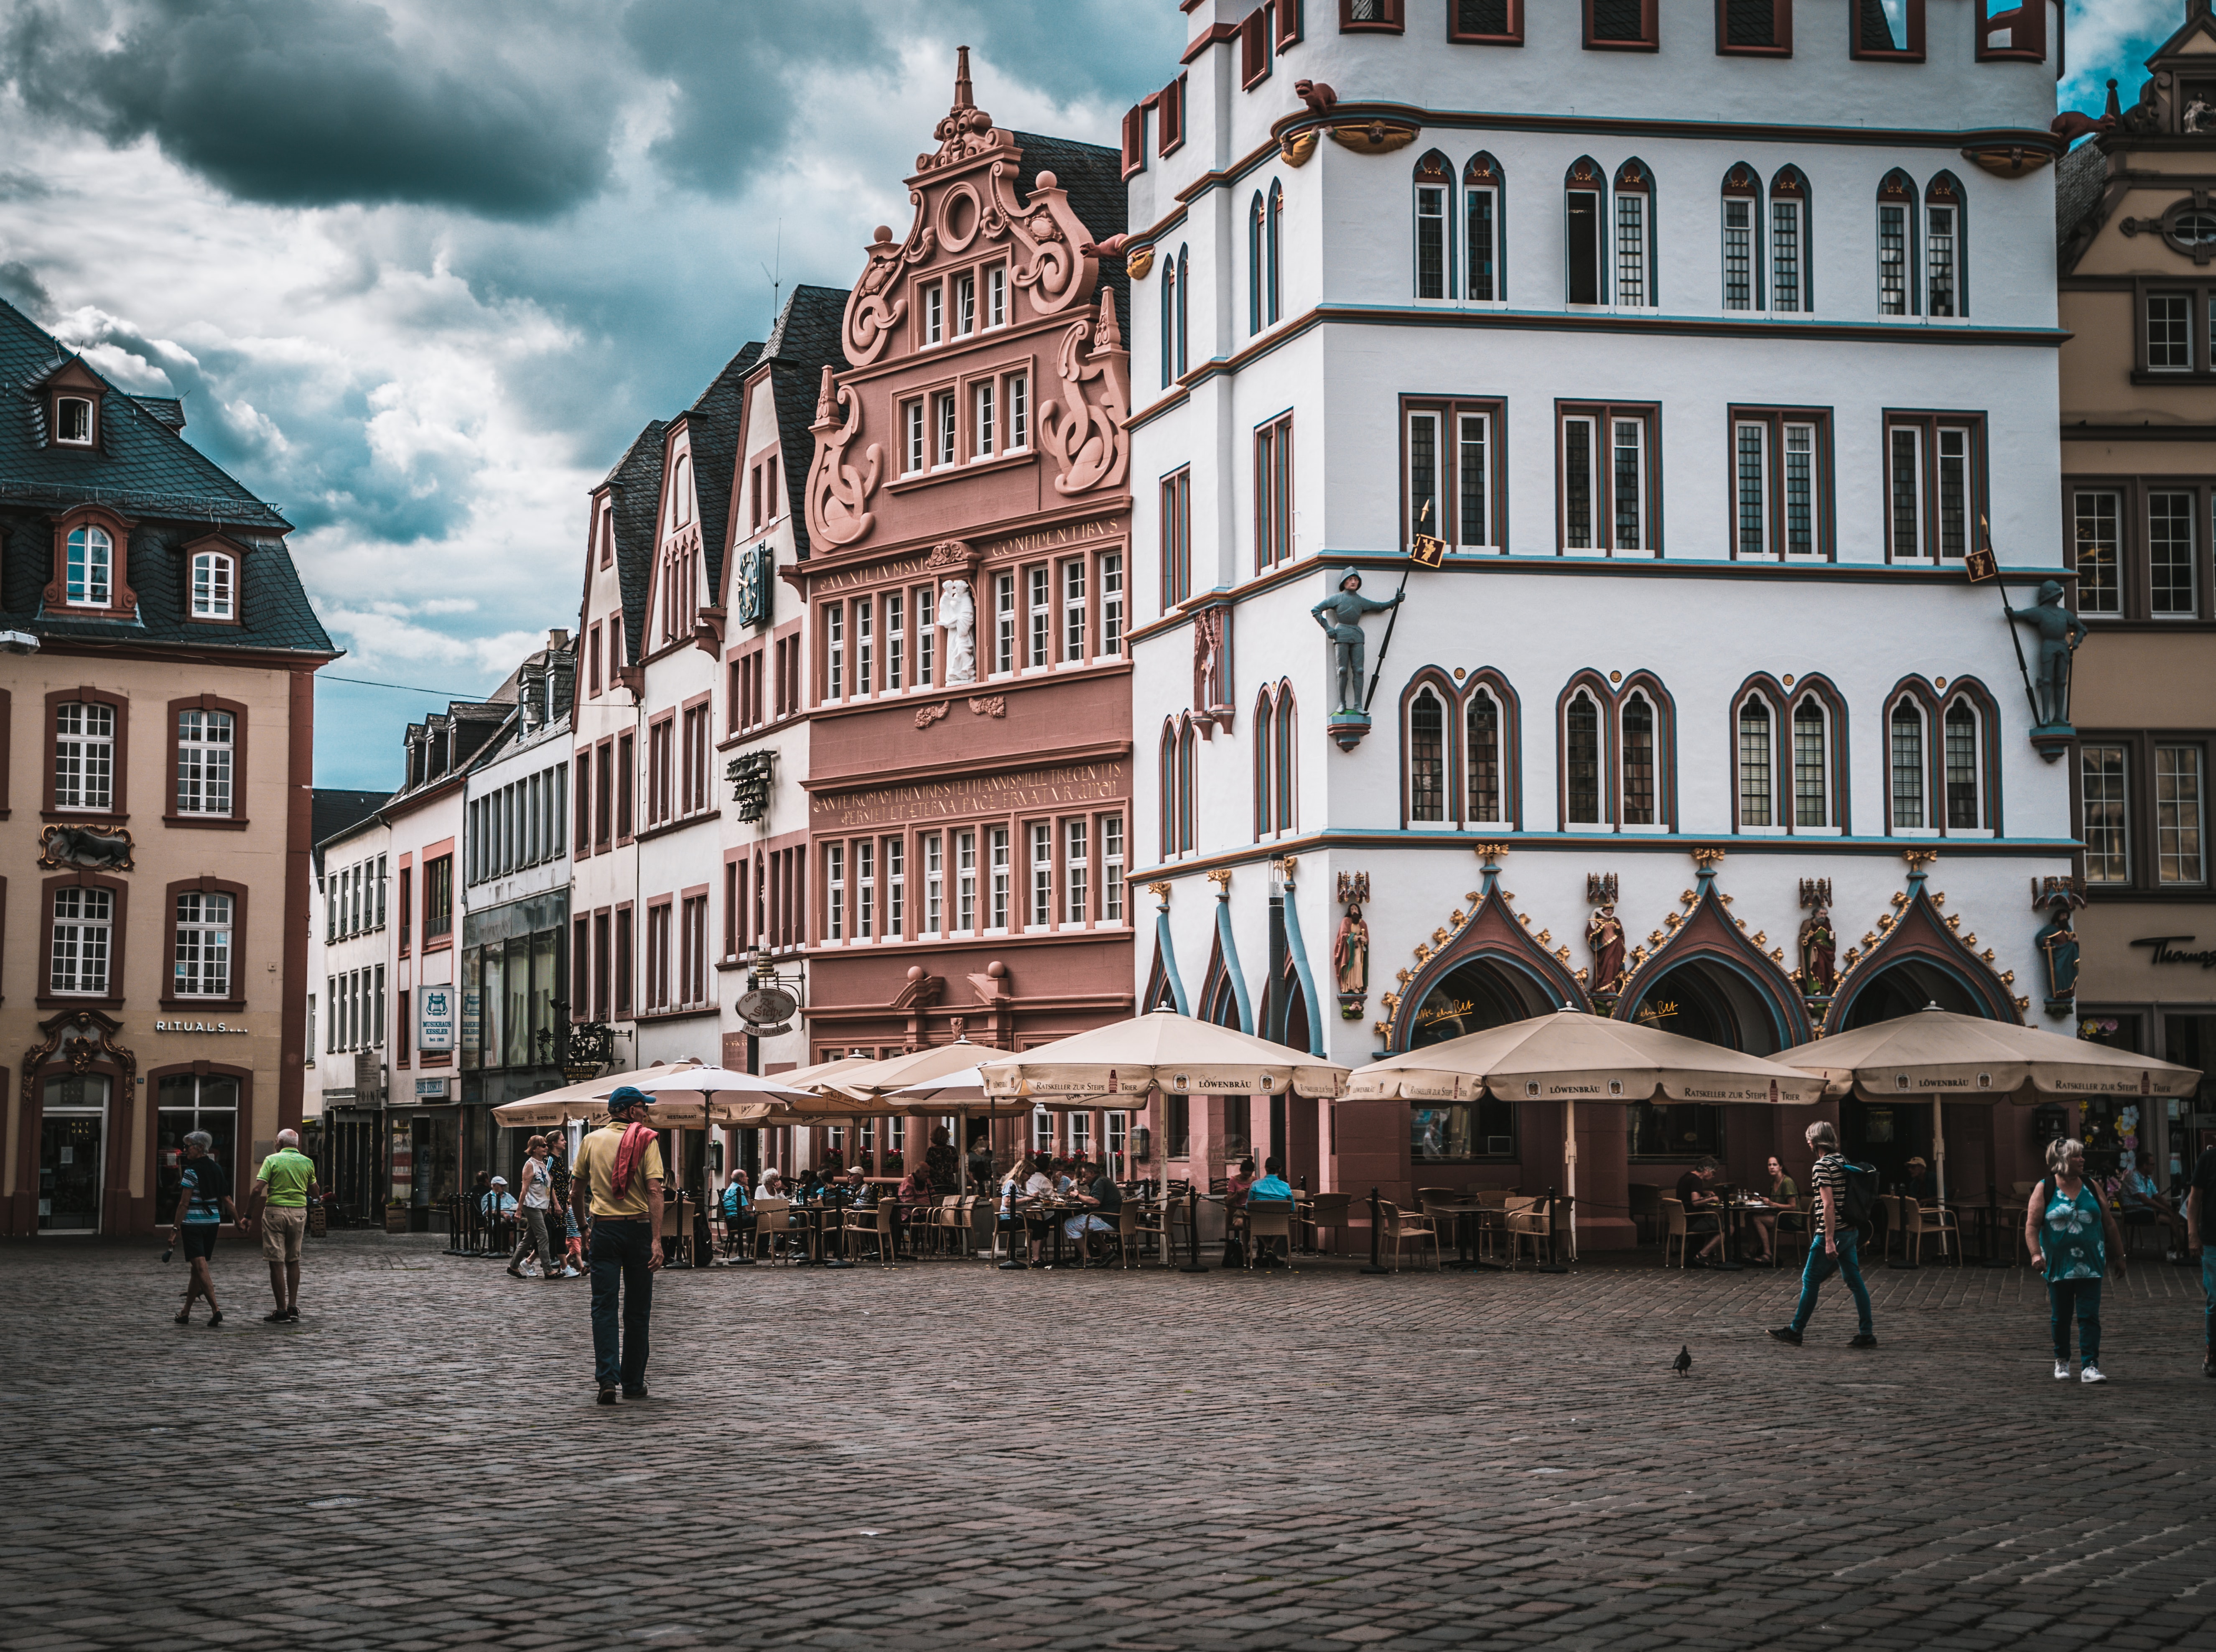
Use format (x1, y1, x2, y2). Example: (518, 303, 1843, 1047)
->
(937, 577, 977, 685)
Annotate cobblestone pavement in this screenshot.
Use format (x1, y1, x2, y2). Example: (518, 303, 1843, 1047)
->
(5, 1233, 2214, 1651)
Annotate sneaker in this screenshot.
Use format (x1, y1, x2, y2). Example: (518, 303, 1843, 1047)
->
(1849, 1332, 1878, 1349)
(284, 1307, 300, 1321)
(597, 1387, 618, 1405)
(2054, 1360, 2071, 1380)
(621, 1386, 649, 1400)
(2080, 1363, 2107, 1384)
(264, 1309, 290, 1323)
(1767, 1326, 1803, 1346)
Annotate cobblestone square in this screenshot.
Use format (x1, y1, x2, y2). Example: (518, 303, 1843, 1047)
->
(5, 1235, 2214, 1650)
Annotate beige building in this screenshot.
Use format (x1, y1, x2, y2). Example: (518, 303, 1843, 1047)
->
(0, 297, 334, 1237)
(2057, 8, 2216, 1189)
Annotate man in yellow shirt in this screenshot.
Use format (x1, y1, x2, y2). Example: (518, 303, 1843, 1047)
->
(570, 1087, 665, 1404)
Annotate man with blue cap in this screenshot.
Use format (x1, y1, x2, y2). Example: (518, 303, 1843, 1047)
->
(569, 1086, 665, 1404)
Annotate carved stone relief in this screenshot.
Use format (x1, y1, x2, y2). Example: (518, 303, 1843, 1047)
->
(804, 365, 881, 551)
(1038, 288, 1130, 498)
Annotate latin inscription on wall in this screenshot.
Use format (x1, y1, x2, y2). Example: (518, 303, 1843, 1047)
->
(812, 760, 1127, 831)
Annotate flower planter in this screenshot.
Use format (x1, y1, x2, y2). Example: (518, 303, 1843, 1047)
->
(384, 1207, 410, 1234)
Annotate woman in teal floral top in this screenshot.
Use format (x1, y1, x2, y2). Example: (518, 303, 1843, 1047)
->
(2023, 1137, 2128, 1384)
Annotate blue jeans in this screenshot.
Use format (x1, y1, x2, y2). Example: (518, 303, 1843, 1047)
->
(2048, 1277, 2101, 1364)
(1790, 1227, 1874, 1337)
(2202, 1246, 2215, 1354)
(589, 1218, 654, 1392)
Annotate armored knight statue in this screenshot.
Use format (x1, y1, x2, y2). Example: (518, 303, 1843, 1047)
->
(2005, 579, 2088, 729)
(1310, 569, 1401, 712)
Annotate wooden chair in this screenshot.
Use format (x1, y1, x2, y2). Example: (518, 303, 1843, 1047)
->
(1903, 1200, 1957, 1266)
(1245, 1201, 1296, 1271)
(1660, 1196, 1689, 1268)
(846, 1201, 897, 1268)
(1378, 1200, 1440, 1272)
(1774, 1195, 1812, 1268)
(1116, 1200, 1169, 1267)
(1503, 1195, 1561, 1268)
(1628, 1183, 1663, 1245)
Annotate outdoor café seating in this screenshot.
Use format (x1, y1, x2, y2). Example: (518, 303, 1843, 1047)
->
(1660, 1196, 1689, 1268)
(1377, 1200, 1440, 1271)
(846, 1201, 898, 1268)
(751, 1198, 803, 1263)
(1901, 1197, 1958, 1266)
(1295, 1191, 1353, 1254)
(1245, 1200, 1296, 1271)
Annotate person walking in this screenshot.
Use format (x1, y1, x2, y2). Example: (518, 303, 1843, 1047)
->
(168, 1130, 237, 1326)
(2025, 1137, 2127, 1383)
(544, 1132, 581, 1277)
(243, 1128, 318, 1323)
(1769, 1119, 1877, 1349)
(571, 1087, 664, 1404)
(2188, 1137, 2216, 1378)
(508, 1137, 561, 1280)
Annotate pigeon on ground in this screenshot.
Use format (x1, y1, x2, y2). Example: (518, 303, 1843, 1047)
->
(1673, 1344, 1692, 1376)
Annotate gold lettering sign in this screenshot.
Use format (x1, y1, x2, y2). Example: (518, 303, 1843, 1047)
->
(812, 760, 1128, 831)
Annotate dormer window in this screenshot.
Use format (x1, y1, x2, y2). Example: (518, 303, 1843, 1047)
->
(191, 550, 236, 620)
(67, 526, 112, 607)
(56, 396, 94, 445)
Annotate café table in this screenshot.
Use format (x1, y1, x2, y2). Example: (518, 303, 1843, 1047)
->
(1421, 1200, 1497, 1270)
(1719, 1194, 1784, 1266)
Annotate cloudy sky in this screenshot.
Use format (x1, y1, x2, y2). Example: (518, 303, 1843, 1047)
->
(0, 0, 2168, 790)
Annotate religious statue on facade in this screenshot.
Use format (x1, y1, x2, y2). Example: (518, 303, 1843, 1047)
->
(937, 577, 977, 685)
(1585, 902, 1625, 997)
(1310, 569, 1401, 712)
(1333, 903, 1370, 999)
(2005, 579, 2089, 729)
(1797, 905, 1837, 998)
(2035, 899, 2081, 1007)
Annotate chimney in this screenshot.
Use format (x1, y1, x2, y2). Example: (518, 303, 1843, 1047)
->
(548, 627, 570, 651)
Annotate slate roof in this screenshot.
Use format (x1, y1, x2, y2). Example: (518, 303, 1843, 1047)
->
(1013, 132, 1129, 342)
(676, 342, 762, 608)
(600, 418, 667, 670)
(311, 788, 390, 872)
(757, 284, 851, 561)
(2055, 138, 2106, 253)
(0, 295, 334, 656)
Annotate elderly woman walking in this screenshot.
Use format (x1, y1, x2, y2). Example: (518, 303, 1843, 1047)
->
(2026, 1137, 2128, 1384)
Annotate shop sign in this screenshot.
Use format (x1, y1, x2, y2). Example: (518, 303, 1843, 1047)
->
(418, 986, 456, 1050)
(2131, 935, 2216, 969)
(415, 1077, 450, 1099)
(151, 1019, 251, 1035)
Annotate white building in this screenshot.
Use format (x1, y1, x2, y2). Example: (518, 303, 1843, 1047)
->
(1124, 0, 2074, 1242)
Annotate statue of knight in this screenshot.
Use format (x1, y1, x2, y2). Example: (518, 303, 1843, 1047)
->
(1310, 568, 1402, 712)
(2005, 579, 2089, 730)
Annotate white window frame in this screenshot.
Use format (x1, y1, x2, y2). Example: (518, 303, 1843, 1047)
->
(55, 395, 94, 446)
(1028, 821, 1052, 930)
(1566, 186, 1604, 307)
(954, 270, 977, 338)
(1561, 414, 1600, 553)
(922, 281, 945, 346)
(824, 602, 845, 701)
(1737, 693, 1780, 833)
(65, 525, 112, 607)
(915, 583, 935, 687)
(176, 707, 234, 818)
(852, 597, 874, 698)
(1060, 558, 1086, 664)
(1926, 202, 1959, 320)
(826, 843, 846, 942)
(923, 831, 945, 937)
(1465, 184, 1500, 304)
(955, 828, 977, 934)
(884, 591, 905, 692)
(974, 380, 996, 459)
(987, 826, 1011, 933)
(1936, 425, 1970, 561)
(1415, 181, 1450, 302)
(856, 838, 876, 941)
(1065, 818, 1089, 925)
(1942, 699, 1988, 836)
(1007, 372, 1030, 451)
(1615, 187, 1648, 310)
(933, 391, 957, 469)
(1769, 196, 1803, 314)
(1617, 689, 1665, 833)
(902, 398, 925, 474)
(1878, 201, 1910, 317)
(1723, 196, 1755, 312)
(1734, 419, 1768, 557)
(2148, 293, 2192, 372)
(2082, 744, 2131, 885)
(1791, 697, 1838, 833)
(1457, 411, 1494, 551)
(884, 836, 905, 936)
(1026, 566, 1051, 670)
(1099, 551, 1124, 659)
(2073, 489, 2123, 617)
(993, 572, 1016, 676)
(55, 701, 115, 812)
(1887, 425, 1926, 560)
(1102, 814, 1125, 923)
(2149, 489, 2199, 617)
(191, 551, 235, 620)
(51, 886, 113, 996)
(174, 890, 233, 998)
(986, 265, 1008, 328)
(1611, 418, 1648, 553)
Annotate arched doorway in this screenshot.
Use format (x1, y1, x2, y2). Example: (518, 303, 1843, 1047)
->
(1407, 956, 1555, 1167)
(1620, 957, 1795, 1162)
(1836, 961, 1987, 1193)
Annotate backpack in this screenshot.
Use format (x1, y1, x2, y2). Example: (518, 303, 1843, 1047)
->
(1840, 1161, 1879, 1232)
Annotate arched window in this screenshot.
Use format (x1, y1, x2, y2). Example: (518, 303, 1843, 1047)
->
(1721, 163, 1761, 311)
(1565, 156, 1605, 306)
(1889, 698, 1927, 829)
(191, 550, 235, 620)
(1466, 687, 1503, 823)
(1414, 150, 1453, 300)
(1737, 694, 1774, 827)
(1175, 247, 1190, 377)
(1925, 172, 1965, 319)
(1159, 719, 1178, 857)
(1613, 159, 1654, 309)
(1769, 166, 1809, 314)
(1248, 191, 1266, 334)
(65, 525, 113, 607)
(1943, 698, 1981, 829)
(1160, 254, 1177, 388)
(1465, 153, 1503, 303)
(1253, 687, 1276, 838)
(1564, 688, 1605, 824)
(1409, 684, 1448, 823)
(1620, 691, 1657, 826)
(1273, 683, 1295, 832)
(1792, 695, 1831, 828)
(672, 453, 693, 526)
(1265, 181, 1284, 324)
(1178, 716, 1197, 852)
(1877, 171, 1918, 317)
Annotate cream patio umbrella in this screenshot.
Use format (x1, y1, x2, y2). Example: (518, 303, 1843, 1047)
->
(890, 1067, 1100, 1196)
(1345, 1008, 1828, 1257)
(491, 1059, 713, 1128)
(771, 1043, 1011, 1184)
(976, 1009, 1348, 1101)
(1776, 1007, 2203, 1206)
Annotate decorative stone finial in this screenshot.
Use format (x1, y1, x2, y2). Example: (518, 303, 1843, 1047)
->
(810, 364, 837, 429)
(953, 44, 973, 110)
(1092, 286, 1122, 353)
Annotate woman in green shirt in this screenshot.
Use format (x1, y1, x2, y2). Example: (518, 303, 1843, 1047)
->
(1747, 1154, 1801, 1264)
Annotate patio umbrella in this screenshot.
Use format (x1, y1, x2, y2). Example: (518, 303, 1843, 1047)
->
(890, 1067, 1099, 1196)
(491, 1060, 711, 1127)
(619, 1063, 820, 1124)
(1344, 1008, 1826, 1256)
(1776, 1007, 2203, 1205)
(778, 1054, 884, 1092)
(977, 1009, 1347, 1100)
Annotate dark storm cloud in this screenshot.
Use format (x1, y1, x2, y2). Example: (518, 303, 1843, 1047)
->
(0, 260, 51, 316)
(0, 0, 618, 219)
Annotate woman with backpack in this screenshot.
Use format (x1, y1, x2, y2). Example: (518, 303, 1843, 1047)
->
(2025, 1136, 2127, 1383)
